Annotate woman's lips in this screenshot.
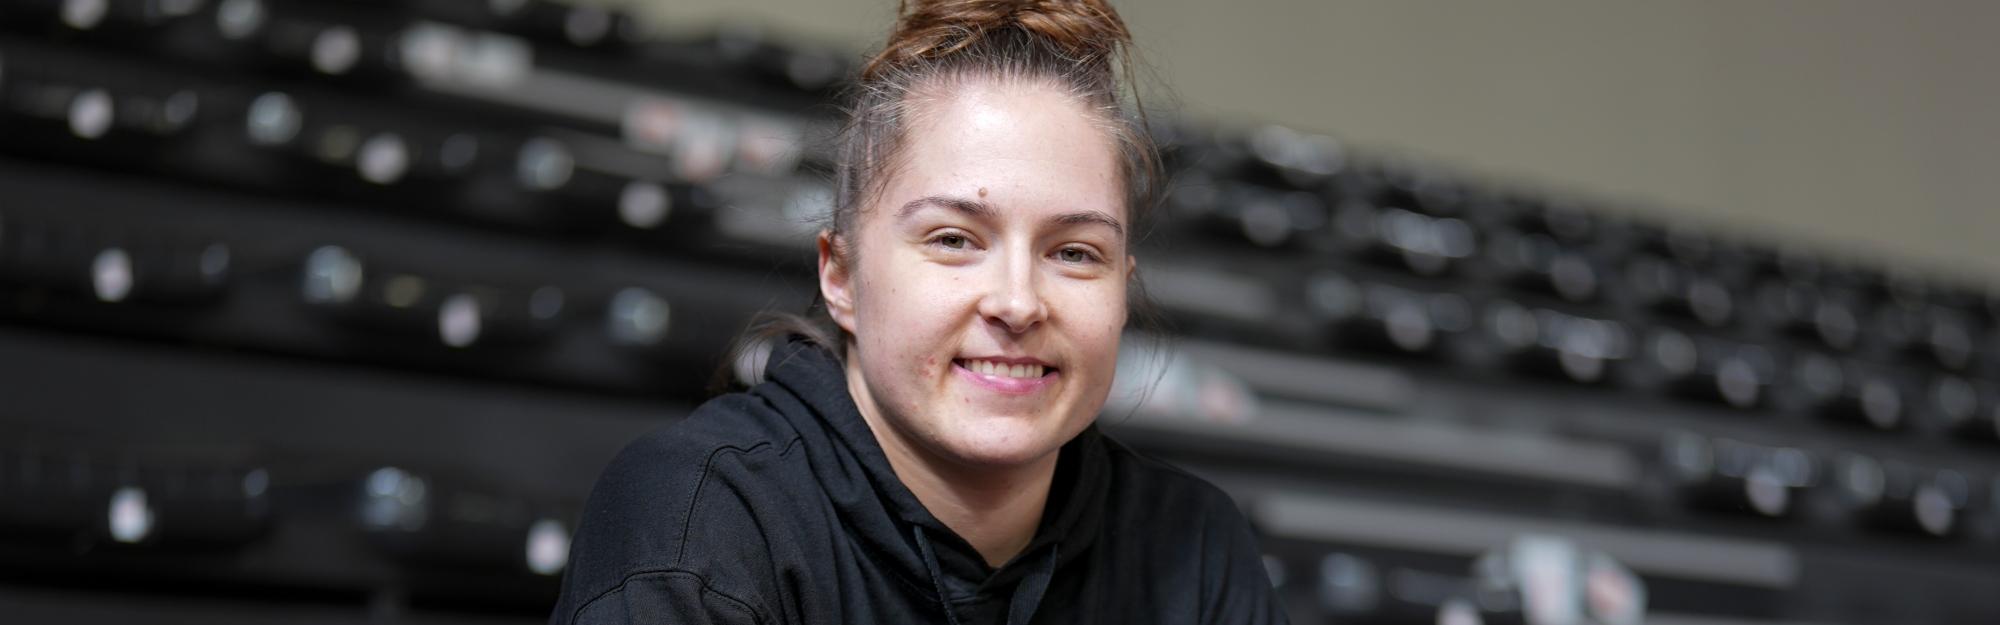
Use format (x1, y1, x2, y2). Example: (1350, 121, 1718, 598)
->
(952, 360, 1057, 395)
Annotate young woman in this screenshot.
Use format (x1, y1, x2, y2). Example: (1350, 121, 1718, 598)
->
(550, 1, 1288, 623)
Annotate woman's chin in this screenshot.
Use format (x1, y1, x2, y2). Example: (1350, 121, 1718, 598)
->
(929, 418, 1070, 469)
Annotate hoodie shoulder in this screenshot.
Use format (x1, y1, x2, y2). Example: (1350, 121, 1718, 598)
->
(553, 388, 806, 625)
(1095, 434, 1290, 623)
(1098, 434, 1246, 518)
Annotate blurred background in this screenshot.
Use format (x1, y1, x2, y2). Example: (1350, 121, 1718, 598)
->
(2, 1, 1997, 624)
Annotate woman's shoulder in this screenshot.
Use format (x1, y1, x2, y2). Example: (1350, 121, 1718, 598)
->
(1089, 433, 1286, 620)
(1092, 433, 1252, 528)
(556, 388, 813, 620)
(575, 387, 814, 543)
(591, 388, 807, 509)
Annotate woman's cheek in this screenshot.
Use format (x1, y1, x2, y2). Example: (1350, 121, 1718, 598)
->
(1065, 279, 1127, 333)
(1086, 285, 1130, 380)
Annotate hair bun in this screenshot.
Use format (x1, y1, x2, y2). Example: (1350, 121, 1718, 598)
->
(863, 0, 1132, 82)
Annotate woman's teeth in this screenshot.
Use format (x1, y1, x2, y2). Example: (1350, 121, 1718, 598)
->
(961, 359, 1046, 379)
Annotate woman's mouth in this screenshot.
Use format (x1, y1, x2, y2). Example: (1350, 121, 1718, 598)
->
(952, 358, 1058, 395)
(957, 358, 1050, 379)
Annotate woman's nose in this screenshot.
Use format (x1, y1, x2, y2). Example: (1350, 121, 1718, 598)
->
(977, 251, 1048, 334)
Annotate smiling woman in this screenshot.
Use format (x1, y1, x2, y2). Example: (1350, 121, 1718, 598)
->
(549, 1, 1288, 624)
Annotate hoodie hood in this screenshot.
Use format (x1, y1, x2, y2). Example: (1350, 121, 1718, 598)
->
(759, 338, 1109, 622)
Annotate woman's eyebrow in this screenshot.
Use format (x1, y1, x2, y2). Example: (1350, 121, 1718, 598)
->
(896, 195, 996, 222)
(1051, 210, 1126, 238)
(896, 195, 1125, 238)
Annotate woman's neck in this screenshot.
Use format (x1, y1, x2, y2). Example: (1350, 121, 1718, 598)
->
(846, 357, 1057, 568)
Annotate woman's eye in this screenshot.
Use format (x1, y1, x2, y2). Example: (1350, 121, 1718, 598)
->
(1058, 247, 1096, 264)
(937, 234, 968, 250)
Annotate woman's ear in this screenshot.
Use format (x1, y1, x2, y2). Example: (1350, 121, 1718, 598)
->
(819, 230, 859, 334)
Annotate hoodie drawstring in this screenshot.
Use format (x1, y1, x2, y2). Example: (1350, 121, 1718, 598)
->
(1005, 542, 1058, 625)
(913, 527, 967, 625)
(912, 526, 1063, 625)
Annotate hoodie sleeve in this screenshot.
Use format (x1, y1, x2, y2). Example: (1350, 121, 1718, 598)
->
(1203, 501, 1291, 625)
(558, 570, 766, 625)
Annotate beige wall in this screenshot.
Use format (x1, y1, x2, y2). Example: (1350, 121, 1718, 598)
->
(609, 0, 2000, 282)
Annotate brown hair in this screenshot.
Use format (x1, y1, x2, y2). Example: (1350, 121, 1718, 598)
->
(837, 0, 1158, 249)
(722, 0, 1164, 388)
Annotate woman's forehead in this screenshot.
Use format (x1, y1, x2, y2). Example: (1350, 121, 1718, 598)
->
(885, 82, 1126, 224)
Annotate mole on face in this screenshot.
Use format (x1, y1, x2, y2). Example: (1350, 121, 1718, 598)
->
(978, 187, 988, 198)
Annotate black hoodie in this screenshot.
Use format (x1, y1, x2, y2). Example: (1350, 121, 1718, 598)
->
(550, 340, 1288, 625)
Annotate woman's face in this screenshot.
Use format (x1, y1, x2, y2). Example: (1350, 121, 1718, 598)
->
(821, 79, 1131, 470)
